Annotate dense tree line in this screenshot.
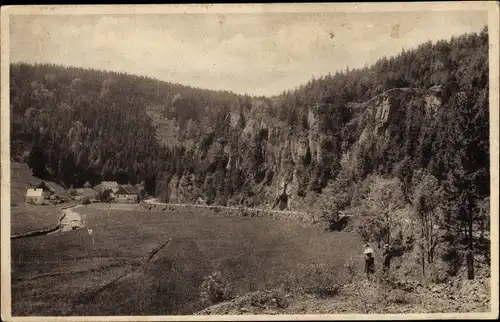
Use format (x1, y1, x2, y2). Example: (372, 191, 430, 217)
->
(10, 62, 245, 194)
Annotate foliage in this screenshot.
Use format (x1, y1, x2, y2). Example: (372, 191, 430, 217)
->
(68, 187, 78, 197)
(343, 257, 357, 284)
(409, 169, 445, 277)
(249, 289, 289, 309)
(200, 271, 233, 305)
(81, 196, 91, 205)
(318, 177, 351, 230)
(285, 263, 342, 298)
(357, 177, 406, 246)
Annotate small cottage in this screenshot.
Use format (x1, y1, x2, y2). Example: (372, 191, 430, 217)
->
(25, 188, 44, 204)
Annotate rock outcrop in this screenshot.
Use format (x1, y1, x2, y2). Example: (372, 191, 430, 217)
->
(160, 87, 444, 210)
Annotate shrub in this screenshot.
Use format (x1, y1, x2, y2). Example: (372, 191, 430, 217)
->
(250, 289, 289, 309)
(200, 271, 233, 305)
(81, 196, 91, 205)
(427, 261, 449, 284)
(299, 263, 341, 298)
(342, 257, 357, 284)
(385, 288, 411, 305)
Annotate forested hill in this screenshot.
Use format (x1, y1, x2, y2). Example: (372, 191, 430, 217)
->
(10, 27, 489, 214)
(10, 63, 247, 193)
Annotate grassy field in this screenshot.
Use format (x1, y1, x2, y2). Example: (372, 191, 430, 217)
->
(11, 202, 78, 236)
(11, 205, 363, 316)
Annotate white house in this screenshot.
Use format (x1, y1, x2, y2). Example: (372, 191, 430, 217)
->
(25, 188, 44, 204)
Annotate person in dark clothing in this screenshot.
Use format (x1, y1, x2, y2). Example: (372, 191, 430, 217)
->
(364, 244, 375, 280)
(382, 244, 392, 276)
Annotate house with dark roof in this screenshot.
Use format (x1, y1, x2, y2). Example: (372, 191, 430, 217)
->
(115, 185, 139, 204)
(35, 181, 56, 199)
(98, 181, 120, 193)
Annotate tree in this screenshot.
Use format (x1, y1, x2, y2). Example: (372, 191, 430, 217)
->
(362, 177, 406, 247)
(441, 89, 489, 280)
(319, 177, 351, 230)
(410, 169, 445, 277)
(28, 143, 47, 179)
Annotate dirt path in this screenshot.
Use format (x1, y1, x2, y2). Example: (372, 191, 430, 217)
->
(53, 205, 85, 233)
(143, 199, 355, 218)
(12, 205, 86, 238)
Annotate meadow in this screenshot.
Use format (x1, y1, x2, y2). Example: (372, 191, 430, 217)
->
(11, 205, 363, 316)
(11, 203, 78, 236)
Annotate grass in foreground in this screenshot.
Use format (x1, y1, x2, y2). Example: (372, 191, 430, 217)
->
(11, 206, 363, 316)
(11, 202, 78, 236)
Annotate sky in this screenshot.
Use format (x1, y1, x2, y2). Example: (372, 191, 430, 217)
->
(9, 10, 488, 96)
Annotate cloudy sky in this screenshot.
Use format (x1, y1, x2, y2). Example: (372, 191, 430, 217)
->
(10, 10, 487, 96)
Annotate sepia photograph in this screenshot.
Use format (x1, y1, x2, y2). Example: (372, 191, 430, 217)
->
(1, 3, 498, 321)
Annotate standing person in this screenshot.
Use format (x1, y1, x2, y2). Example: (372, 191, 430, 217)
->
(364, 244, 375, 280)
(383, 244, 392, 277)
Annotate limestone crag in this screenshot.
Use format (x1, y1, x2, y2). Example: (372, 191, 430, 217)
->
(161, 87, 444, 210)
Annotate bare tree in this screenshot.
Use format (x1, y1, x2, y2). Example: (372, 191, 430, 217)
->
(363, 177, 406, 246)
(411, 170, 444, 277)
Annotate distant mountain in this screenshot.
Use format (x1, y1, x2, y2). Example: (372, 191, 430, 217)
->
(10, 26, 489, 212)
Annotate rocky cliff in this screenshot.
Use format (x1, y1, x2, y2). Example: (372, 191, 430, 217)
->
(151, 86, 444, 211)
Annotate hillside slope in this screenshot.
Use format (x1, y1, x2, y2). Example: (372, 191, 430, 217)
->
(196, 277, 490, 315)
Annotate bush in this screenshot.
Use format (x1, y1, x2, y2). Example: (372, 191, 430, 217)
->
(81, 196, 91, 205)
(250, 289, 289, 309)
(427, 261, 449, 284)
(200, 271, 233, 305)
(342, 257, 357, 284)
(296, 263, 341, 298)
(385, 288, 411, 305)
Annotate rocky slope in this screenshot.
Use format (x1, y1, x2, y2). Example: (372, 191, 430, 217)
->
(154, 86, 444, 210)
(196, 276, 491, 315)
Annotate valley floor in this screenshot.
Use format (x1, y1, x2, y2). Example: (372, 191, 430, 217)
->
(11, 203, 363, 316)
(10, 202, 492, 317)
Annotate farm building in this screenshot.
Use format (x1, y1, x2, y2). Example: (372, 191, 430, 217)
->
(36, 181, 56, 199)
(98, 181, 120, 193)
(25, 188, 44, 204)
(115, 186, 139, 203)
